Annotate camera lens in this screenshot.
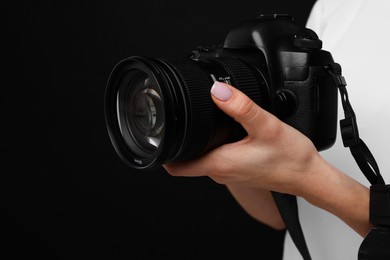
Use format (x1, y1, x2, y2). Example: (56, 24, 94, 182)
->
(105, 56, 268, 170)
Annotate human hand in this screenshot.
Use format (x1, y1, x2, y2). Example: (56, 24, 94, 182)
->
(163, 81, 324, 195)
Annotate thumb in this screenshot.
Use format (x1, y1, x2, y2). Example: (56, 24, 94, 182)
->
(210, 81, 280, 138)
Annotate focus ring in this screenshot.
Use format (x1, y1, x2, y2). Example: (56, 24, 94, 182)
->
(169, 59, 216, 161)
(217, 57, 263, 107)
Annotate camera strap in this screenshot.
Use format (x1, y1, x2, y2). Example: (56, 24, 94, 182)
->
(326, 63, 384, 185)
(326, 63, 390, 260)
(273, 63, 390, 260)
(272, 192, 312, 259)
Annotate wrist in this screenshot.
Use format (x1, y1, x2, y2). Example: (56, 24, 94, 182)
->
(280, 150, 326, 197)
(291, 153, 333, 199)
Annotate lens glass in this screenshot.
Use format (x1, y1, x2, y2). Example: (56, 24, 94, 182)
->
(119, 71, 164, 157)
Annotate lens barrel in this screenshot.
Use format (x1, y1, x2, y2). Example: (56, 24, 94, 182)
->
(105, 56, 268, 170)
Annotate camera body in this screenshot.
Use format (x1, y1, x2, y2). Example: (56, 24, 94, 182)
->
(191, 14, 338, 149)
(104, 14, 339, 170)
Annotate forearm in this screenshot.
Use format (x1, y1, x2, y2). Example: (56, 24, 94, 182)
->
(294, 154, 372, 237)
(226, 184, 285, 230)
(227, 153, 372, 237)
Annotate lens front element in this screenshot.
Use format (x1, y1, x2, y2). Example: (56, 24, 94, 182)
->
(127, 80, 164, 154)
(117, 70, 164, 158)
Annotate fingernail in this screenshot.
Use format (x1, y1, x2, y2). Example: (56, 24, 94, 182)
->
(210, 81, 233, 101)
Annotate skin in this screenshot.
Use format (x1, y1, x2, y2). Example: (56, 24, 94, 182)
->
(163, 81, 372, 236)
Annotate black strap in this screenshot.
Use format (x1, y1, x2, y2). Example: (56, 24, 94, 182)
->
(326, 63, 385, 186)
(272, 192, 312, 260)
(329, 64, 390, 259)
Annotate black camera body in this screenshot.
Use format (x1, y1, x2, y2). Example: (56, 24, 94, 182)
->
(105, 14, 339, 170)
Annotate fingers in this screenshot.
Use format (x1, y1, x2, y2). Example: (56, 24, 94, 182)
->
(163, 142, 238, 182)
(163, 157, 209, 177)
(210, 81, 281, 138)
(163, 150, 220, 178)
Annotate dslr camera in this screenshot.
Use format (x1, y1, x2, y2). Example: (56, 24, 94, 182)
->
(105, 14, 338, 170)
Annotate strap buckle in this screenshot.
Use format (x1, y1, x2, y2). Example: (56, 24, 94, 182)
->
(340, 116, 360, 147)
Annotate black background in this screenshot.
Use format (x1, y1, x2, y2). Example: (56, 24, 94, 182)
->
(3, 1, 315, 259)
